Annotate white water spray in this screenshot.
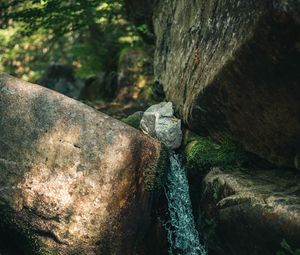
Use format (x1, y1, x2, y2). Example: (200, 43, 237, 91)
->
(165, 152, 207, 255)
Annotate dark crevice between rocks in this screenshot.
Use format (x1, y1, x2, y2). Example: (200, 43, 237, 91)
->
(132, 143, 170, 255)
(180, 128, 292, 255)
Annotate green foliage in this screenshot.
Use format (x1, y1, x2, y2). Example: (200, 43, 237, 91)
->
(137, 24, 150, 34)
(186, 136, 247, 173)
(0, 0, 143, 81)
(1, 0, 123, 36)
(0, 25, 50, 80)
(277, 239, 300, 255)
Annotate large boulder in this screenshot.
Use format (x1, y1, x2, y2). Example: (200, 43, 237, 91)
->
(151, 0, 300, 167)
(200, 168, 300, 255)
(0, 72, 167, 255)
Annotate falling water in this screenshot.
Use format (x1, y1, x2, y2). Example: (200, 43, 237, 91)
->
(165, 152, 207, 255)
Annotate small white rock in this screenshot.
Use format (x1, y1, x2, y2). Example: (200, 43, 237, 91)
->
(140, 102, 182, 149)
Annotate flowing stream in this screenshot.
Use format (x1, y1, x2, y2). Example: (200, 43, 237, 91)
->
(165, 152, 207, 255)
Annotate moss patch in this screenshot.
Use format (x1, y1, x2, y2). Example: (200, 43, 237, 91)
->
(121, 114, 142, 129)
(186, 136, 247, 174)
(144, 145, 170, 191)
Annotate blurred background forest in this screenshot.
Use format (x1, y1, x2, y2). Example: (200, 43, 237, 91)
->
(0, 0, 159, 116)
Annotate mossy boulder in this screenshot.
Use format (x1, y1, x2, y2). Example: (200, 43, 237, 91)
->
(184, 133, 248, 225)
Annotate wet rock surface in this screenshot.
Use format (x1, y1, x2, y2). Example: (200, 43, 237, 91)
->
(201, 167, 300, 255)
(151, 0, 300, 167)
(0, 72, 166, 255)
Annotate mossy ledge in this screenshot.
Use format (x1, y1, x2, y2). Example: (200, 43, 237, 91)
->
(186, 135, 248, 174)
(121, 114, 142, 129)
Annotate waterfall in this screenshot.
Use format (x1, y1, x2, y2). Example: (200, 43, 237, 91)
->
(164, 152, 207, 255)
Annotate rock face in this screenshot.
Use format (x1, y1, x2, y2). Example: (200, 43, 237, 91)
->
(140, 102, 182, 149)
(0, 72, 166, 255)
(150, 0, 300, 167)
(38, 64, 84, 99)
(201, 168, 300, 255)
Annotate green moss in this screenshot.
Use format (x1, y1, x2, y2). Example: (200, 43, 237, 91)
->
(186, 136, 247, 174)
(144, 145, 170, 191)
(121, 114, 141, 129)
